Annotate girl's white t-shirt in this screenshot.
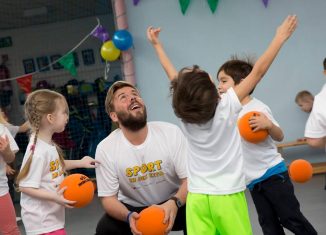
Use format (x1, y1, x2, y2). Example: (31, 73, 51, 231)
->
(239, 98, 284, 184)
(0, 124, 19, 196)
(19, 138, 65, 235)
(181, 88, 246, 195)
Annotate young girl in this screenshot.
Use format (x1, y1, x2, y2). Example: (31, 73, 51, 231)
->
(16, 89, 99, 235)
(0, 123, 20, 235)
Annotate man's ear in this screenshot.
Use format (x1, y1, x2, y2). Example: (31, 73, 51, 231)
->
(110, 112, 118, 123)
(323, 70, 326, 75)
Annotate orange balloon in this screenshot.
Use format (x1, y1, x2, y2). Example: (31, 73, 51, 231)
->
(238, 111, 269, 144)
(136, 206, 168, 235)
(59, 174, 94, 208)
(289, 159, 313, 183)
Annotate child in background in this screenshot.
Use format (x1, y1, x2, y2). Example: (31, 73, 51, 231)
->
(305, 57, 326, 148)
(148, 15, 297, 235)
(0, 123, 20, 234)
(16, 89, 99, 235)
(295, 90, 314, 113)
(217, 58, 317, 235)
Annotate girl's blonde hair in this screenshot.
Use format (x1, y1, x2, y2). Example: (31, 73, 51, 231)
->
(0, 108, 9, 124)
(16, 89, 67, 184)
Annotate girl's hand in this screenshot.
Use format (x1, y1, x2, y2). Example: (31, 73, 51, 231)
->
(147, 26, 161, 45)
(276, 15, 297, 42)
(0, 135, 10, 152)
(55, 186, 76, 208)
(6, 164, 15, 175)
(249, 113, 272, 132)
(79, 156, 100, 169)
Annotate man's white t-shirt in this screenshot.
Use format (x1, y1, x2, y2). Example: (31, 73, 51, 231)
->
(239, 98, 284, 184)
(0, 124, 19, 196)
(181, 88, 245, 195)
(305, 84, 326, 138)
(19, 138, 65, 235)
(95, 122, 187, 207)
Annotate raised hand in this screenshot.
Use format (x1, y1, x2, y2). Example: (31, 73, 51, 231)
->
(147, 26, 162, 46)
(276, 15, 297, 42)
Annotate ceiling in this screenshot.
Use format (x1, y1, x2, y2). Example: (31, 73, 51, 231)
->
(0, 0, 112, 30)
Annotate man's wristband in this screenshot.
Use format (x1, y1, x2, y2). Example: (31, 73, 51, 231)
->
(126, 211, 134, 224)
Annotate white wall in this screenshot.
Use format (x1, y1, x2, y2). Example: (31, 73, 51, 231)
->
(0, 14, 121, 123)
(125, 0, 326, 162)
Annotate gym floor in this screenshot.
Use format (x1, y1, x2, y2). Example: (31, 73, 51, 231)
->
(15, 174, 326, 235)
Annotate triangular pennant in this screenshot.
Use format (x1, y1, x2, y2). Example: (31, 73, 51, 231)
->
(262, 0, 269, 8)
(91, 25, 110, 42)
(59, 53, 77, 77)
(179, 0, 191, 15)
(207, 0, 219, 13)
(17, 74, 32, 94)
(133, 0, 140, 6)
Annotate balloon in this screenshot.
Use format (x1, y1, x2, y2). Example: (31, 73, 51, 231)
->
(112, 30, 133, 51)
(101, 41, 121, 61)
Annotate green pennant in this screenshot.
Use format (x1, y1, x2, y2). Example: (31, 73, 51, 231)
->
(207, 0, 219, 13)
(179, 0, 191, 15)
(59, 53, 77, 77)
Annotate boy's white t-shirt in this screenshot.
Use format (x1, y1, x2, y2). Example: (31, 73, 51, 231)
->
(19, 138, 65, 235)
(239, 98, 284, 184)
(305, 84, 326, 138)
(0, 124, 19, 196)
(181, 88, 245, 195)
(96, 122, 187, 207)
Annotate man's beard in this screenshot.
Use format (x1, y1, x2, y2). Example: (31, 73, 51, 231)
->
(116, 107, 147, 131)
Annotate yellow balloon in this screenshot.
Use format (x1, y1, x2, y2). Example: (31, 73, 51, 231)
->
(101, 41, 121, 61)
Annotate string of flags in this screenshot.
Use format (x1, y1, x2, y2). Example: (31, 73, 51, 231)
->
(133, 0, 270, 14)
(2, 19, 133, 95)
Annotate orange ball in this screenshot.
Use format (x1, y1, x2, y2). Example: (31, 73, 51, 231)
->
(238, 111, 268, 144)
(136, 206, 168, 235)
(289, 159, 313, 183)
(59, 174, 94, 208)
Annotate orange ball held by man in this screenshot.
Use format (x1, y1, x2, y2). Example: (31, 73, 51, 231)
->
(136, 206, 168, 235)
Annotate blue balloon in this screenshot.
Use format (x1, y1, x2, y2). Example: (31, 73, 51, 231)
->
(112, 30, 133, 51)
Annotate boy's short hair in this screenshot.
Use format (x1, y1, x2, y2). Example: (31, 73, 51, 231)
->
(323, 58, 326, 70)
(217, 58, 255, 95)
(170, 65, 218, 124)
(105, 81, 138, 114)
(295, 90, 314, 103)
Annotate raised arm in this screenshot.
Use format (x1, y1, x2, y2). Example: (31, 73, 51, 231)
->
(235, 15, 297, 101)
(147, 26, 178, 81)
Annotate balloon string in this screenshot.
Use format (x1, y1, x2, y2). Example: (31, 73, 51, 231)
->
(0, 18, 101, 82)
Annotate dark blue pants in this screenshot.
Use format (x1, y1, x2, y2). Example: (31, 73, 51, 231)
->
(95, 202, 186, 235)
(250, 171, 317, 235)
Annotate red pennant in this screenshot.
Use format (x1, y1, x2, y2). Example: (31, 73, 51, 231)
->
(17, 74, 32, 94)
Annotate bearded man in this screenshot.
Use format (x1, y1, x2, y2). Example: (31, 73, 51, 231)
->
(95, 81, 188, 235)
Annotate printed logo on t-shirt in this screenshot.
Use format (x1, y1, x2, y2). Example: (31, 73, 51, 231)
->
(50, 159, 64, 179)
(125, 160, 164, 184)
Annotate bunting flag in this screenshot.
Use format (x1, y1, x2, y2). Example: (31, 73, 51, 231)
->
(133, 0, 140, 6)
(179, 0, 191, 15)
(17, 74, 32, 94)
(207, 0, 219, 13)
(262, 0, 269, 7)
(59, 53, 77, 77)
(91, 25, 110, 42)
